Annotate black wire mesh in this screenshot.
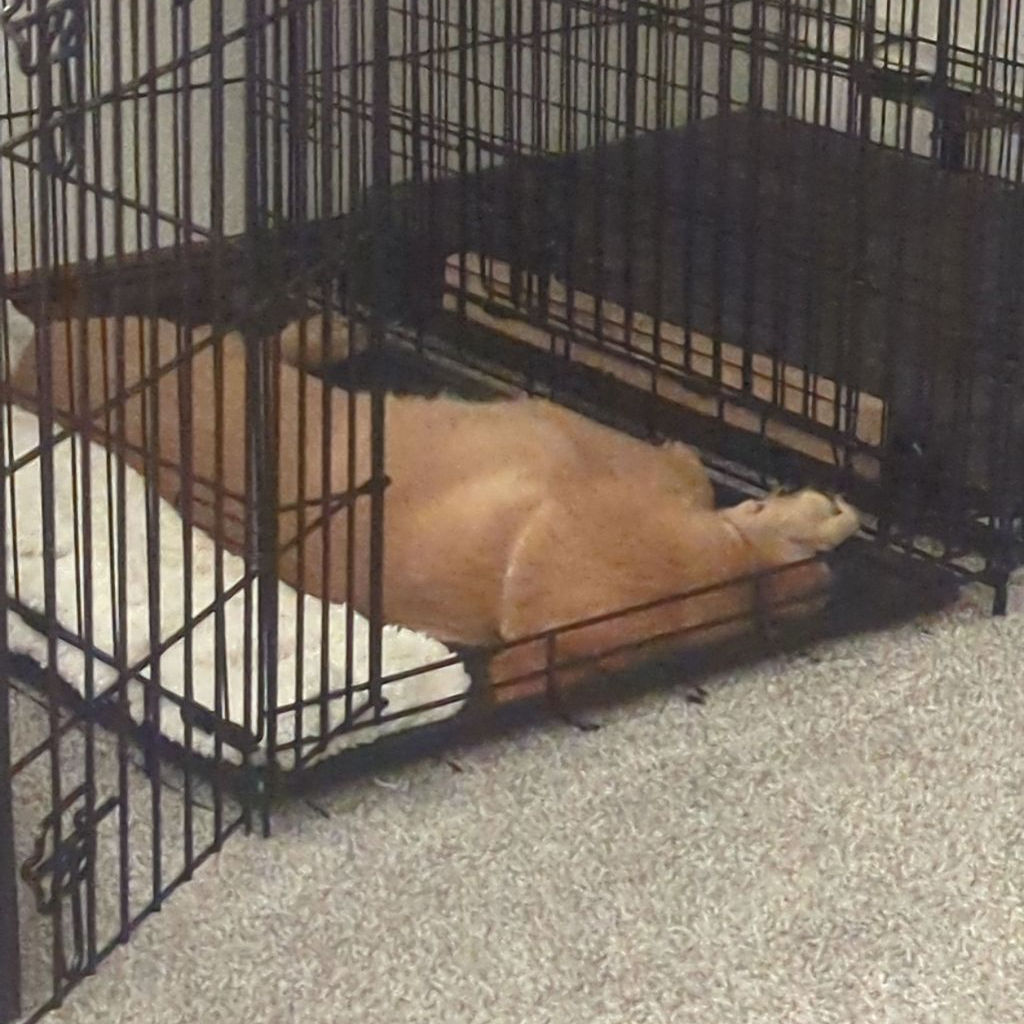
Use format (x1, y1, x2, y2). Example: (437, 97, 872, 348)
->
(1, 0, 1021, 1020)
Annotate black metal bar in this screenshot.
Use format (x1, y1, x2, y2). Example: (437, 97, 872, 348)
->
(313, 0, 338, 754)
(286, 0, 310, 765)
(621, 0, 639, 367)
(0, 670, 19, 1024)
(173, 0, 197, 877)
(342, 0, 361, 734)
(0, 628, 16, 1020)
(244, 0, 279, 836)
(367, 0, 392, 715)
(588, 0, 607, 353)
(646, 0, 669, 421)
(142, 0, 164, 908)
(209, 0, 233, 838)
(838, 0, 878, 494)
(27, 12, 70, 999)
(557, 0, 579, 373)
(0, 129, 21, 1024)
(681, 0, 705, 372)
(103, 0, 133, 948)
(67, 0, 100, 975)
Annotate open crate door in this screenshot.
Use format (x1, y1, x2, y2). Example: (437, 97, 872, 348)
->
(0, 557, 250, 1023)
(0, 0, 265, 1012)
(0, 433, 251, 1019)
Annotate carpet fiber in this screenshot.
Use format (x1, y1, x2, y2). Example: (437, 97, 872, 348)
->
(12, 577, 1024, 1024)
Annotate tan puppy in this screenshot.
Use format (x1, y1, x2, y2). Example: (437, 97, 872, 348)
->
(3, 312, 709, 631)
(4, 309, 857, 703)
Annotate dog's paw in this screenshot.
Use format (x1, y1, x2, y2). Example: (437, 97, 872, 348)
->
(725, 488, 861, 553)
(783, 490, 860, 551)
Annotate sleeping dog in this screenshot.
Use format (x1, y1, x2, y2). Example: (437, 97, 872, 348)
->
(3, 306, 858, 702)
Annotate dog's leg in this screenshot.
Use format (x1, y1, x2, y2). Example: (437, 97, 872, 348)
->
(487, 639, 602, 730)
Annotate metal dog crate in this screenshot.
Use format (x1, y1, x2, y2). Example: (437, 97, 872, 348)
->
(1, 0, 1019, 1018)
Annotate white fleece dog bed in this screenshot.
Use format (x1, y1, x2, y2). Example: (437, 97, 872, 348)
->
(1, 353, 470, 770)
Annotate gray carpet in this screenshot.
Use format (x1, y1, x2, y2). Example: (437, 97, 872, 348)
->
(11, 578, 1024, 1024)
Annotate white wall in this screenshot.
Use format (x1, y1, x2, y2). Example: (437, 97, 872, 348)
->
(1, 0, 254, 273)
(782, 0, 1024, 171)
